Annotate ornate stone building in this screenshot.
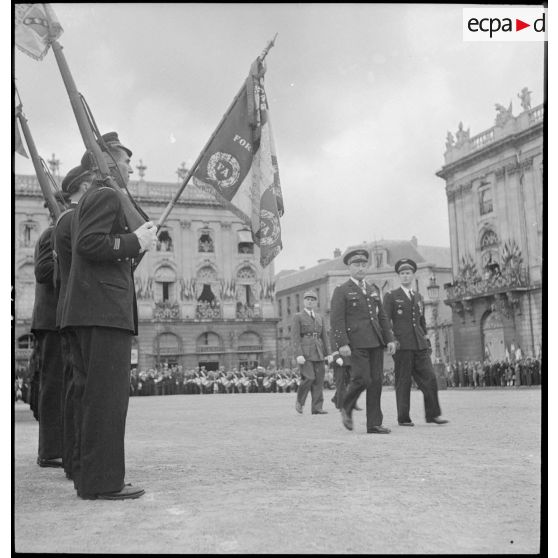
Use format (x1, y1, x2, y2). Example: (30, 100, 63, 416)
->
(436, 91, 543, 362)
(14, 174, 279, 372)
(275, 238, 453, 369)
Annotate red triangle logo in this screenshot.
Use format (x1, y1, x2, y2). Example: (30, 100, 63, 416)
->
(516, 19, 530, 31)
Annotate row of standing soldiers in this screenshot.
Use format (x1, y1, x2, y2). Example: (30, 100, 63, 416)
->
(445, 358, 542, 387)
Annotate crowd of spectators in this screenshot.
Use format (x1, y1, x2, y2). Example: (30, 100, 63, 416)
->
(443, 358, 542, 387)
(13, 357, 542, 403)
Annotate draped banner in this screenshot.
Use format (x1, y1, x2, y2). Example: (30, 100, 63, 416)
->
(193, 59, 284, 267)
(15, 3, 63, 61)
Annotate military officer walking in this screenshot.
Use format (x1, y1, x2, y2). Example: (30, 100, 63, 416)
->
(292, 290, 331, 414)
(382, 258, 448, 426)
(330, 247, 397, 433)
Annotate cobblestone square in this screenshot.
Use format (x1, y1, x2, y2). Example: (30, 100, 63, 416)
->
(14, 388, 541, 554)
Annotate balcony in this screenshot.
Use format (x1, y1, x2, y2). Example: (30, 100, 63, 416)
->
(444, 267, 529, 302)
(237, 344, 263, 352)
(196, 345, 224, 354)
(196, 301, 222, 319)
(236, 304, 262, 319)
(153, 301, 180, 320)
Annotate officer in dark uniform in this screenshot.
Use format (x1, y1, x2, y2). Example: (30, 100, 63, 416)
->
(53, 165, 93, 480)
(60, 132, 157, 500)
(330, 248, 396, 433)
(383, 258, 448, 426)
(31, 193, 67, 468)
(291, 290, 331, 414)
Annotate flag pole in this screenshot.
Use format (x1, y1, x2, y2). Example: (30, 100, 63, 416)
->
(15, 95, 62, 221)
(49, 39, 147, 231)
(156, 34, 278, 230)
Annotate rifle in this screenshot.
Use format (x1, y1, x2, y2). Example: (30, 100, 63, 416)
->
(15, 95, 65, 221)
(49, 40, 148, 233)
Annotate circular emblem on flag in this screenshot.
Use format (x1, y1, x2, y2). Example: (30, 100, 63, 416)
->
(206, 152, 240, 190)
(260, 209, 280, 246)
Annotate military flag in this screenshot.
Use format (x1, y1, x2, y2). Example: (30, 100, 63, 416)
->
(193, 57, 284, 268)
(14, 114, 29, 158)
(15, 3, 63, 61)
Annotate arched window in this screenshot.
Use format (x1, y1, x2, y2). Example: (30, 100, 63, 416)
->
(195, 266, 220, 318)
(154, 266, 177, 302)
(197, 331, 222, 349)
(19, 220, 38, 248)
(236, 266, 258, 316)
(480, 230, 500, 277)
(156, 332, 181, 355)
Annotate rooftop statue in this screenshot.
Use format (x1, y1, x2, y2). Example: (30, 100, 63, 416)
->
(517, 87, 532, 112)
(494, 101, 513, 127)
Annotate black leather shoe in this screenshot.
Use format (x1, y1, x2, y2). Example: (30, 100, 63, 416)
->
(341, 409, 353, 431)
(80, 485, 145, 501)
(312, 410, 328, 414)
(354, 404, 363, 411)
(295, 401, 303, 414)
(426, 417, 449, 424)
(367, 425, 391, 434)
(398, 421, 415, 427)
(37, 457, 63, 468)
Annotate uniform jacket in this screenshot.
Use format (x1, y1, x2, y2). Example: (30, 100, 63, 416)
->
(60, 184, 142, 333)
(383, 287, 429, 351)
(330, 279, 394, 349)
(291, 310, 330, 361)
(53, 204, 77, 329)
(31, 226, 58, 332)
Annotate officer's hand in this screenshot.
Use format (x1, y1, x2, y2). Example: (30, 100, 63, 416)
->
(326, 354, 333, 364)
(134, 221, 157, 253)
(296, 355, 306, 365)
(336, 357, 344, 366)
(339, 345, 351, 358)
(387, 342, 397, 355)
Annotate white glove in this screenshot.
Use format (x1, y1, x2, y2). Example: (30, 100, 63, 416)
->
(336, 358, 344, 366)
(326, 355, 333, 364)
(296, 355, 306, 365)
(134, 221, 157, 252)
(339, 345, 351, 358)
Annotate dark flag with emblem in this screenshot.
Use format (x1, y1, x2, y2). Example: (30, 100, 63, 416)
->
(15, 3, 63, 61)
(193, 58, 284, 267)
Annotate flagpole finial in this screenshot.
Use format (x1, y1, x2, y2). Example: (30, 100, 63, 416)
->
(259, 33, 278, 62)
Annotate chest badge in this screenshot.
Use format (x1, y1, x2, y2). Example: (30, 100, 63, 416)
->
(397, 309, 403, 315)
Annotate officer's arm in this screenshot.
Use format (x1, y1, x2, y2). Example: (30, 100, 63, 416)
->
(34, 228, 54, 284)
(321, 321, 331, 356)
(330, 287, 349, 348)
(377, 299, 395, 344)
(76, 188, 141, 261)
(382, 291, 395, 329)
(418, 294, 428, 334)
(291, 314, 302, 356)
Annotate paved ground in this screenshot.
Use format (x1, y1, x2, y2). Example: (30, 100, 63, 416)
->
(14, 388, 541, 554)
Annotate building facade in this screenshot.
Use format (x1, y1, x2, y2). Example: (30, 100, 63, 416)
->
(275, 238, 454, 369)
(14, 175, 279, 372)
(436, 94, 543, 363)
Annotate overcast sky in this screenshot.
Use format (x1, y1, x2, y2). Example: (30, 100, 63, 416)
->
(13, 3, 545, 272)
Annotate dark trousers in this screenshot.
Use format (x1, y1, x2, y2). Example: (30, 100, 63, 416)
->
(36, 330, 64, 460)
(71, 326, 132, 496)
(296, 361, 325, 413)
(393, 349, 441, 422)
(60, 329, 78, 477)
(332, 366, 350, 409)
(342, 347, 384, 429)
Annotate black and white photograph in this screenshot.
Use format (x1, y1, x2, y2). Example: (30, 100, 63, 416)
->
(12, 2, 547, 554)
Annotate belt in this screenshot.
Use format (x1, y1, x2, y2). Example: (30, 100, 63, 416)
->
(302, 333, 319, 338)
